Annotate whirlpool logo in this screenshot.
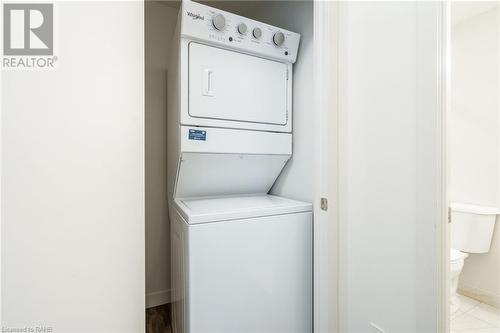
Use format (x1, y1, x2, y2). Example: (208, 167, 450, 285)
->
(187, 11, 204, 21)
(2, 3, 58, 69)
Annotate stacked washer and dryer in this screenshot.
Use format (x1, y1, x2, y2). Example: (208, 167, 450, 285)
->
(167, 2, 312, 332)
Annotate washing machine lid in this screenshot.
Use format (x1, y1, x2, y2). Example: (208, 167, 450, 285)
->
(174, 194, 312, 225)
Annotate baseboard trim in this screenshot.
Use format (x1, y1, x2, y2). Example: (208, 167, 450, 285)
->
(146, 289, 172, 308)
(458, 284, 500, 308)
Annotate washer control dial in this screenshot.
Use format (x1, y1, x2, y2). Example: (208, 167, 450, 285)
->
(273, 31, 285, 46)
(252, 27, 262, 39)
(212, 14, 226, 31)
(237, 23, 247, 35)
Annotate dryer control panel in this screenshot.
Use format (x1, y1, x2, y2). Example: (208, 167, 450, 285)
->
(180, 1, 301, 63)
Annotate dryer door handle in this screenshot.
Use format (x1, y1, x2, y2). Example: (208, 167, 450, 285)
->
(203, 69, 214, 97)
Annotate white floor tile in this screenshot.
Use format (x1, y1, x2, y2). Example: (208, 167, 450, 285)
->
(451, 312, 494, 332)
(468, 303, 500, 327)
(458, 294, 481, 313)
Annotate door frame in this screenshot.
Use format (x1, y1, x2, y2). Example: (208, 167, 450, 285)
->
(313, 1, 340, 332)
(313, 1, 450, 332)
(438, 1, 451, 331)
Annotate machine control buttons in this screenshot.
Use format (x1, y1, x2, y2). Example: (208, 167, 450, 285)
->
(237, 23, 247, 35)
(252, 27, 262, 39)
(273, 31, 285, 46)
(212, 14, 226, 31)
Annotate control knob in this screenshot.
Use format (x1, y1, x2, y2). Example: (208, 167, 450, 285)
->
(237, 23, 247, 35)
(212, 14, 226, 31)
(252, 27, 262, 39)
(273, 31, 285, 46)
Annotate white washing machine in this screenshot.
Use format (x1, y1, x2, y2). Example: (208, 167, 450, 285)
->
(167, 2, 311, 332)
(171, 195, 312, 333)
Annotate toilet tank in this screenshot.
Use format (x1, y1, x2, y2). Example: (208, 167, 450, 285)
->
(450, 203, 500, 253)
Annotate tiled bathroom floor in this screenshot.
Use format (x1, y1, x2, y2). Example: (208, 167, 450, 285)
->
(451, 294, 500, 333)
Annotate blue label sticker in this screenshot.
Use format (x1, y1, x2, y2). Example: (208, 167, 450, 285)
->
(188, 129, 206, 141)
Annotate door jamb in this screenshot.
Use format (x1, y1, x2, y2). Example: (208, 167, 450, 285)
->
(313, 1, 340, 332)
(437, 1, 450, 331)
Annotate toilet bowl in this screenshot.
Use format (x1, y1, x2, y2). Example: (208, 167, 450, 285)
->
(450, 248, 469, 314)
(449, 203, 499, 315)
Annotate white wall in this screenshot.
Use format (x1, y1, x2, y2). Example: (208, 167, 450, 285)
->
(451, 7, 500, 207)
(1, 2, 144, 331)
(338, 2, 442, 331)
(145, 1, 178, 308)
(451, 6, 500, 308)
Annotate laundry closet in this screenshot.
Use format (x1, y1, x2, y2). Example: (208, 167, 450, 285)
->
(145, 0, 315, 331)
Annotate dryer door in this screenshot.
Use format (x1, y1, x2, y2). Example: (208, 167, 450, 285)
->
(188, 42, 289, 128)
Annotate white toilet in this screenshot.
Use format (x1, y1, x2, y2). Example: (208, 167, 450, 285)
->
(449, 203, 499, 314)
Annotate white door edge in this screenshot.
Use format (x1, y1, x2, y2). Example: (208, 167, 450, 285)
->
(440, 1, 451, 331)
(313, 1, 340, 332)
